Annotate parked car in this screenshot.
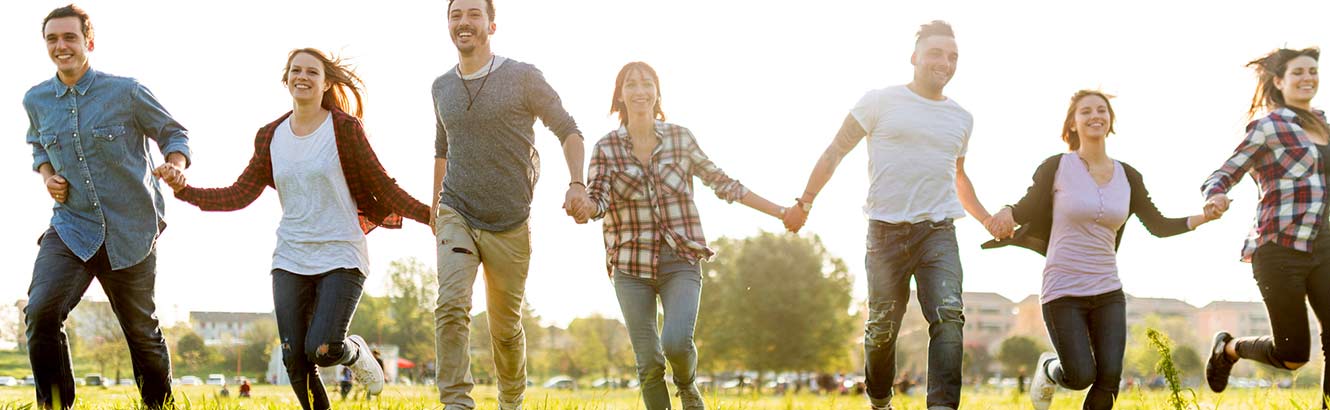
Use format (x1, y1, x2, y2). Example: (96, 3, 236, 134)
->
(119, 379, 134, 386)
(23, 375, 35, 386)
(0, 377, 18, 387)
(84, 374, 104, 387)
(543, 376, 575, 390)
(179, 376, 203, 386)
(206, 374, 226, 386)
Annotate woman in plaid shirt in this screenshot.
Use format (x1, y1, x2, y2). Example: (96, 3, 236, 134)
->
(158, 49, 430, 410)
(1201, 47, 1330, 407)
(578, 62, 786, 410)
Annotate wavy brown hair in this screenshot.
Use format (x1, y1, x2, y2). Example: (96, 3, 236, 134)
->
(1247, 48, 1326, 138)
(609, 62, 666, 126)
(281, 48, 366, 119)
(1060, 90, 1117, 151)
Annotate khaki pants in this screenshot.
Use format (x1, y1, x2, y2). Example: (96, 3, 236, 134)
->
(433, 204, 531, 409)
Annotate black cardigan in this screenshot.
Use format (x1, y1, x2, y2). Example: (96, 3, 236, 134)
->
(981, 154, 1191, 255)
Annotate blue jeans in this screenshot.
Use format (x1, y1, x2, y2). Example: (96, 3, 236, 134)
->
(863, 219, 964, 409)
(614, 248, 702, 410)
(25, 227, 172, 409)
(1042, 289, 1126, 410)
(272, 268, 366, 410)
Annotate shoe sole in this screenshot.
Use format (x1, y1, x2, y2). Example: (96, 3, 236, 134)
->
(1206, 331, 1232, 393)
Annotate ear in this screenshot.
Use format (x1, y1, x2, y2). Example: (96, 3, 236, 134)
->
(489, 22, 497, 35)
(86, 38, 95, 52)
(909, 51, 918, 66)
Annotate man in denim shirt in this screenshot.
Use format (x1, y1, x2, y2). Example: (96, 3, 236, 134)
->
(22, 5, 189, 409)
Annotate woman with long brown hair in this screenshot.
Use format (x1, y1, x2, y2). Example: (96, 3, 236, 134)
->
(1201, 47, 1329, 408)
(985, 90, 1216, 410)
(157, 48, 430, 410)
(577, 61, 786, 410)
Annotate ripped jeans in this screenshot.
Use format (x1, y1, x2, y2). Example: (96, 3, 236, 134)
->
(863, 219, 964, 409)
(272, 268, 366, 410)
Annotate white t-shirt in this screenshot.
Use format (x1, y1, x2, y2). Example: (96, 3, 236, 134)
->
(269, 113, 371, 276)
(850, 85, 974, 223)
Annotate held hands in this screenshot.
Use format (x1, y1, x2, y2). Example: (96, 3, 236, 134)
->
(564, 183, 594, 224)
(152, 163, 187, 192)
(783, 202, 808, 233)
(985, 207, 1016, 240)
(46, 174, 69, 203)
(1204, 193, 1231, 222)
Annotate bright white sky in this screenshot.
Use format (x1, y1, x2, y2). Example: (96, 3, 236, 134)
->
(2, 0, 1327, 328)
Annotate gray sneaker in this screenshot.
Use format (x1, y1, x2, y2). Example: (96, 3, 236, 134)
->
(677, 383, 705, 410)
(346, 335, 384, 394)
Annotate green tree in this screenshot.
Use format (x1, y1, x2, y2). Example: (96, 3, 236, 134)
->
(696, 233, 855, 387)
(963, 344, 994, 382)
(1125, 316, 1197, 378)
(383, 258, 438, 367)
(73, 302, 131, 378)
(175, 332, 219, 374)
(996, 335, 1045, 376)
(566, 315, 632, 382)
(1170, 344, 1203, 380)
(221, 318, 277, 378)
(348, 295, 392, 346)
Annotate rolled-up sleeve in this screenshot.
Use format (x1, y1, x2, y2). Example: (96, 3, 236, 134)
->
(132, 82, 192, 167)
(684, 129, 748, 203)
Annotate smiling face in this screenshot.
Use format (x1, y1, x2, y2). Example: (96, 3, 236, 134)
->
(911, 35, 958, 92)
(1275, 55, 1319, 107)
(448, 0, 495, 56)
(43, 16, 91, 80)
(1074, 94, 1114, 141)
(285, 52, 329, 105)
(618, 68, 659, 120)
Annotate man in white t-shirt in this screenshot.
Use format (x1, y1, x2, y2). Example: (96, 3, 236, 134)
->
(783, 20, 998, 410)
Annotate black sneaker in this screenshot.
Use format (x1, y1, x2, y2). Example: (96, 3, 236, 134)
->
(1205, 331, 1235, 392)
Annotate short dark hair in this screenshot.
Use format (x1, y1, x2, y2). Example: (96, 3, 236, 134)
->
(915, 20, 953, 44)
(447, 0, 495, 22)
(42, 4, 93, 43)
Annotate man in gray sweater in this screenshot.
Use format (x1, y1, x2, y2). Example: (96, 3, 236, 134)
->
(430, 1, 590, 409)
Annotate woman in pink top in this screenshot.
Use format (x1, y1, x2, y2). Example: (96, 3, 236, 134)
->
(985, 90, 1216, 410)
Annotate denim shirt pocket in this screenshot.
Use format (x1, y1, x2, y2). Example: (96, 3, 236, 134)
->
(39, 133, 63, 172)
(91, 124, 130, 165)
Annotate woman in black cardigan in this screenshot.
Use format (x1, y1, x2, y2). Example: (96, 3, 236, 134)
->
(983, 90, 1217, 410)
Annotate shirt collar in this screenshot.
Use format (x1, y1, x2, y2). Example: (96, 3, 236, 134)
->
(615, 121, 667, 149)
(52, 67, 98, 98)
(1270, 107, 1328, 122)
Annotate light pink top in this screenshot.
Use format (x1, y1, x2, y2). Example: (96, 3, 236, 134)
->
(1042, 153, 1130, 303)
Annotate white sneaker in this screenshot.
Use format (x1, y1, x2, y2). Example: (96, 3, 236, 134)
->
(1029, 352, 1057, 410)
(346, 335, 384, 394)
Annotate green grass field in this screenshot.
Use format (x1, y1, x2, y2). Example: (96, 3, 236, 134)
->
(0, 384, 1325, 409)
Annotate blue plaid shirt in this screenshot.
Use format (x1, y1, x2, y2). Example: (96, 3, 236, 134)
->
(24, 68, 191, 269)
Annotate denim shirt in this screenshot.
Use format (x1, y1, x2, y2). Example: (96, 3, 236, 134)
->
(24, 68, 191, 270)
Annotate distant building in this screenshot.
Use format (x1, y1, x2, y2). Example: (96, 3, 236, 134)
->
(189, 311, 273, 346)
(962, 292, 1016, 349)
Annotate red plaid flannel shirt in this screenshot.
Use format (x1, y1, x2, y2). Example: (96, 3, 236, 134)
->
(587, 122, 749, 278)
(176, 108, 429, 232)
(1203, 108, 1330, 262)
